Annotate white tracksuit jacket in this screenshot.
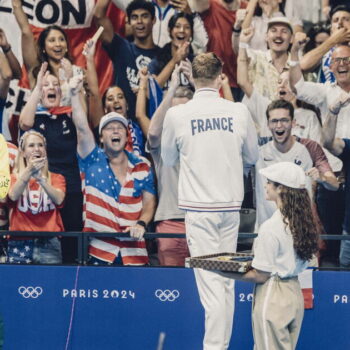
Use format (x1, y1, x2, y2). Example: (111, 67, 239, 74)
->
(161, 88, 259, 211)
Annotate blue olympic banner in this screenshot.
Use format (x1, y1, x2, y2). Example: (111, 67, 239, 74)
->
(0, 266, 348, 350)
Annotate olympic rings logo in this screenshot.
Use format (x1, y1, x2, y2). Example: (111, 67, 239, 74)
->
(155, 289, 180, 302)
(18, 286, 43, 299)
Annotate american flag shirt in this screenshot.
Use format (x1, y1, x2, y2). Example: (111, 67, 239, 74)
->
(78, 146, 155, 265)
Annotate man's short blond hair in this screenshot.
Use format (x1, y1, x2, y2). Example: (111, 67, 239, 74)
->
(192, 52, 223, 83)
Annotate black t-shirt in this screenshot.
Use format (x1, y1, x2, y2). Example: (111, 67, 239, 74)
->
(148, 42, 194, 90)
(29, 109, 81, 193)
(104, 34, 160, 118)
(330, 0, 348, 6)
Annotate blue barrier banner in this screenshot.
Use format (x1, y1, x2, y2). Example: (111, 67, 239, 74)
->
(0, 266, 348, 350)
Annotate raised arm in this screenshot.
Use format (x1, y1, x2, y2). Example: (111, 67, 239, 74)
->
(70, 76, 96, 158)
(154, 41, 190, 88)
(12, 0, 38, 73)
(19, 62, 48, 131)
(83, 38, 104, 128)
(0, 53, 12, 100)
(220, 73, 234, 102)
(237, 28, 254, 98)
(191, 12, 209, 53)
(147, 63, 182, 149)
(135, 67, 150, 137)
(241, 0, 257, 30)
(322, 0, 331, 19)
(289, 32, 308, 88)
(189, 0, 210, 13)
(300, 28, 350, 72)
(94, 0, 115, 45)
(0, 29, 21, 80)
(232, 9, 248, 55)
(322, 95, 350, 156)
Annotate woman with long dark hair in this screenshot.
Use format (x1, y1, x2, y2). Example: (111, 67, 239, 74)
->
(223, 162, 318, 350)
(148, 12, 194, 89)
(12, 0, 82, 100)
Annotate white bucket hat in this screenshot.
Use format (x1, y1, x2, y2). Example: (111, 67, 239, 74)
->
(259, 162, 306, 189)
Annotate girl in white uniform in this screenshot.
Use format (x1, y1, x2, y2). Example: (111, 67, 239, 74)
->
(224, 162, 318, 350)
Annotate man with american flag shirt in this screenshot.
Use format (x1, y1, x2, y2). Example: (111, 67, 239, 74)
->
(70, 75, 156, 265)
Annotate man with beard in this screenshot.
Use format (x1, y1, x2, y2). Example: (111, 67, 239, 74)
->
(255, 100, 338, 229)
(238, 27, 323, 143)
(94, 0, 160, 118)
(238, 17, 294, 101)
(290, 31, 350, 265)
(191, 0, 247, 101)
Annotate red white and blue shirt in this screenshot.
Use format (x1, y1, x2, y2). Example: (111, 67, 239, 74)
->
(78, 146, 155, 265)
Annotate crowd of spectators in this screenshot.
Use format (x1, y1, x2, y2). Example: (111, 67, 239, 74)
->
(0, 0, 350, 268)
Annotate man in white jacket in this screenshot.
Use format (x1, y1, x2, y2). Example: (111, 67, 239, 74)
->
(161, 52, 258, 350)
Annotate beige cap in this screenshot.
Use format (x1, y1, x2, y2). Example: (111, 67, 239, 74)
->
(267, 16, 293, 34)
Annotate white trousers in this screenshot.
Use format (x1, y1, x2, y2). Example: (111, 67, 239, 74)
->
(185, 211, 240, 350)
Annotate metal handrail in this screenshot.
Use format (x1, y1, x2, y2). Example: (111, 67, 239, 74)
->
(1, 230, 350, 265)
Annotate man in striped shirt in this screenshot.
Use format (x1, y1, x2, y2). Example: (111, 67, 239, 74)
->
(70, 76, 156, 265)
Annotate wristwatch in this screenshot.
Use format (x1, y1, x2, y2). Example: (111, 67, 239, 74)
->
(136, 220, 147, 229)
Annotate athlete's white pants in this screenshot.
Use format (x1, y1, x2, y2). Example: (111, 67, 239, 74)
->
(185, 211, 240, 350)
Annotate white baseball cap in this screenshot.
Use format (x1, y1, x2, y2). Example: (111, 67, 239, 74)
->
(99, 112, 128, 134)
(267, 16, 293, 34)
(259, 162, 306, 189)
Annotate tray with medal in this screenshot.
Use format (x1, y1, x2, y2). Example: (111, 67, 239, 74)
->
(185, 252, 253, 273)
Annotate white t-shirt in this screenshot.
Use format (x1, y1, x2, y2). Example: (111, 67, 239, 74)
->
(243, 90, 322, 140)
(255, 138, 332, 228)
(252, 209, 308, 278)
(242, 89, 343, 171)
(295, 78, 350, 138)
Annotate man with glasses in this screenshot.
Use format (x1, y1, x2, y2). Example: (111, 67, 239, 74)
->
(290, 31, 350, 138)
(300, 4, 350, 83)
(290, 32, 350, 265)
(255, 100, 338, 228)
